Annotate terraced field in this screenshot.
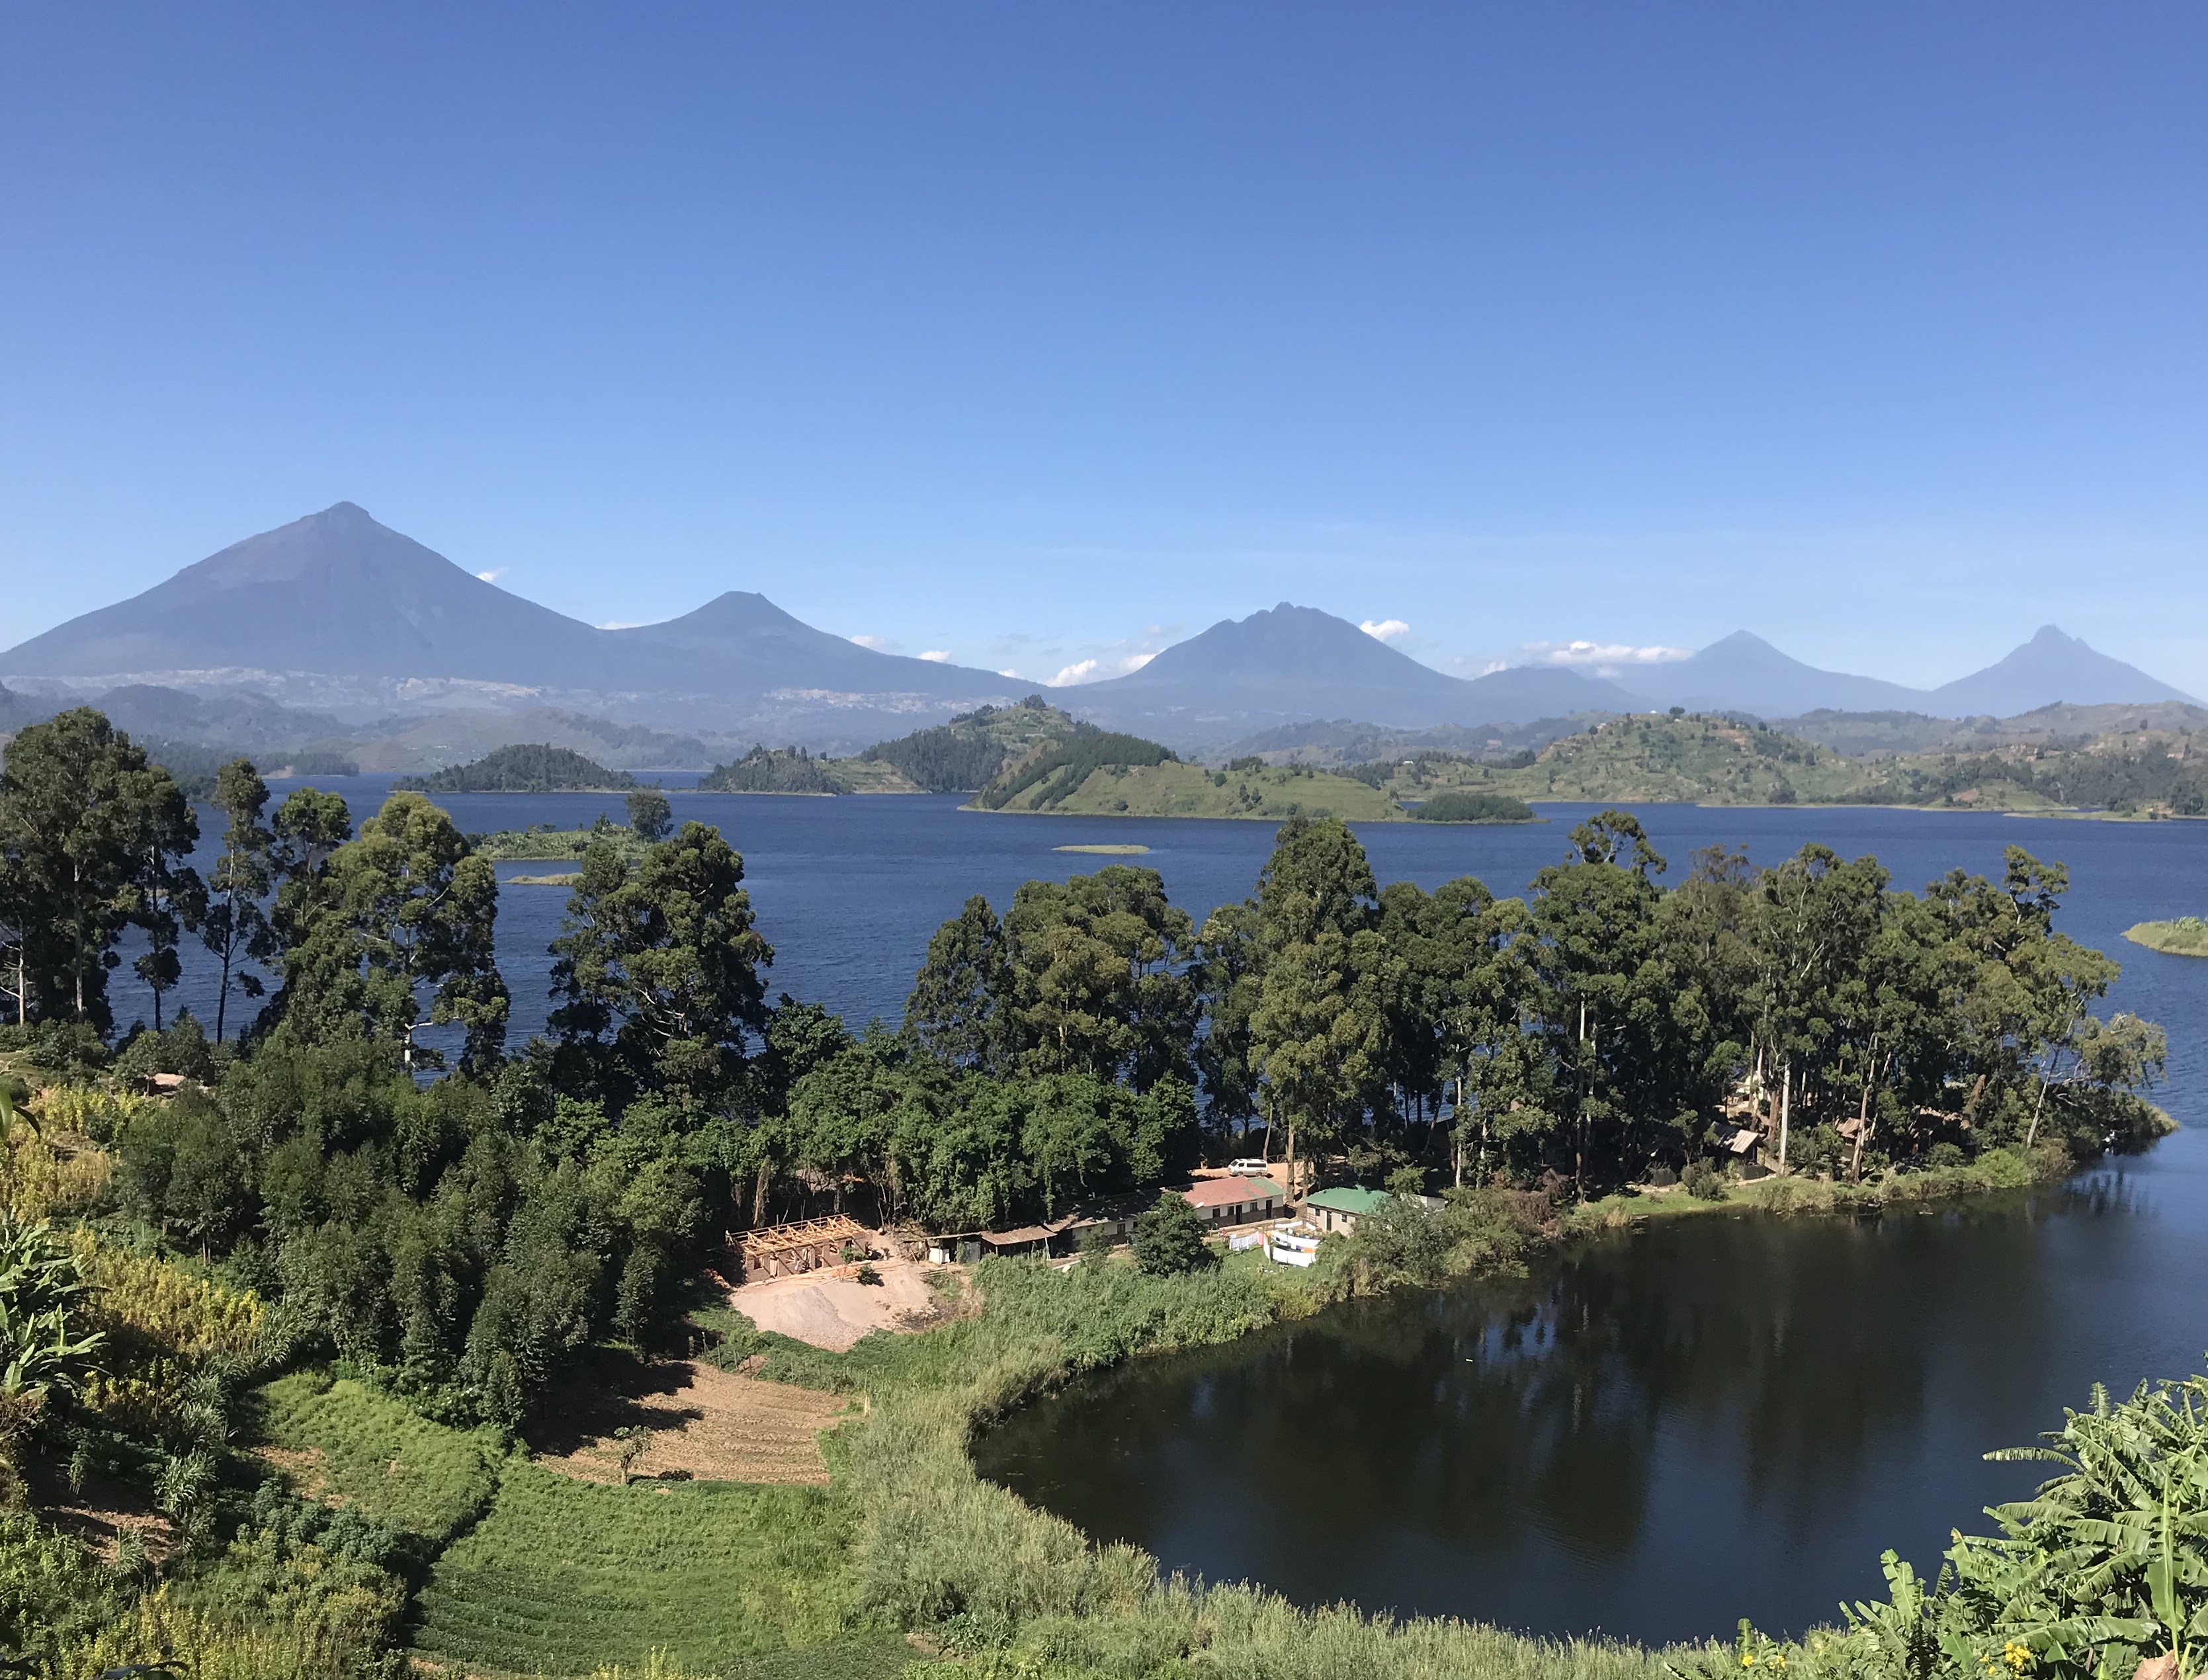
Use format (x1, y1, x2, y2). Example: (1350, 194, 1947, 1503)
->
(409, 1461, 896, 1675)
(249, 1373, 504, 1543)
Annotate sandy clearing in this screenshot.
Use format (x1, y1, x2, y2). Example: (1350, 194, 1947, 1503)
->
(729, 1255, 955, 1352)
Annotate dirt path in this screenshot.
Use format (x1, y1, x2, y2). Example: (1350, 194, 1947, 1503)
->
(729, 1254, 954, 1351)
(531, 1355, 847, 1486)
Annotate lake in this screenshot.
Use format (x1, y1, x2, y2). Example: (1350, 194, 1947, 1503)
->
(138, 781, 2208, 1644)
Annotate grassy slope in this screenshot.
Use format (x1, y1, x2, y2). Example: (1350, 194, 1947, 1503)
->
(2125, 917, 2208, 957)
(1377, 714, 2066, 809)
(409, 1464, 894, 1675)
(249, 1374, 505, 1544)
(976, 760, 1404, 821)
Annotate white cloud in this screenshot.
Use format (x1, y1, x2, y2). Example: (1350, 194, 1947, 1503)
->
(849, 634, 891, 651)
(1525, 640, 1692, 667)
(597, 620, 646, 630)
(919, 650, 951, 663)
(1360, 618, 1412, 642)
(1118, 652, 1154, 673)
(476, 569, 506, 583)
(1049, 659, 1101, 686)
(998, 669, 1021, 679)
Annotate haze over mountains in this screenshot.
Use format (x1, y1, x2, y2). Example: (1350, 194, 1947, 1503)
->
(1, 503, 2196, 756)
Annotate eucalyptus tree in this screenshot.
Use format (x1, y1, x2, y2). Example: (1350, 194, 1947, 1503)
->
(550, 819, 771, 1105)
(905, 894, 1011, 1071)
(624, 787, 673, 843)
(0, 707, 200, 1031)
(1526, 811, 1678, 1187)
(280, 791, 508, 1073)
(1742, 843, 1889, 1171)
(999, 865, 1198, 1090)
(198, 759, 280, 1041)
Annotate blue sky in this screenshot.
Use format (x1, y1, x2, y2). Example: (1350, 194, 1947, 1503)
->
(2, 4, 2203, 693)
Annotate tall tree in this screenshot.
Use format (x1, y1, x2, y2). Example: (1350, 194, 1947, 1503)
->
(999, 866, 1197, 1089)
(280, 792, 507, 1072)
(0, 708, 200, 1031)
(905, 894, 1011, 1071)
(549, 819, 773, 1104)
(199, 759, 280, 1041)
(625, 788, 673, 843)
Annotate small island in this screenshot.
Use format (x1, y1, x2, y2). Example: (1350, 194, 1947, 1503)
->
(396, 743, 638, 793)
(1409, 791, 1537, 823)
(2124, 917, 2208, 957)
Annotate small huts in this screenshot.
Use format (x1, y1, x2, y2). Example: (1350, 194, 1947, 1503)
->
(1302, 1185, 1390, 1234)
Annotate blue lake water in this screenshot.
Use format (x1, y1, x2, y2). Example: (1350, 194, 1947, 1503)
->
(136, 783, 2208, 1644)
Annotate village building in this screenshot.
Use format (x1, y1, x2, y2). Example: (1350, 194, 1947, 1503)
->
(1180, 1174, 1289, 1226)
(1302, 1185, 1389, 1234)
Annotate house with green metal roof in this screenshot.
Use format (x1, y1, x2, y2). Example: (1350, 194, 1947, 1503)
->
(1302, 1185, 1390, 1234)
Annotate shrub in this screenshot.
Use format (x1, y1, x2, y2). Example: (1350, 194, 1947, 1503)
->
(1681, 1158, 1727, 1200)
(1129, 1192, 1214, 1276)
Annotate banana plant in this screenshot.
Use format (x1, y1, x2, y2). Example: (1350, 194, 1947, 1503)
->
(0, 1214, 104, 1400)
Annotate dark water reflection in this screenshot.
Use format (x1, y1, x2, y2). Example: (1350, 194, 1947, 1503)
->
(976, 1144, 2208, 1643)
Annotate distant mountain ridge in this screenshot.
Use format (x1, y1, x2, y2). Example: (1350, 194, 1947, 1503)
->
(1066, 603, 1642, 746)
(4, 506, 2197, 755)
(1619, 625, 2195, 719)
(0, 503, 1021, 747)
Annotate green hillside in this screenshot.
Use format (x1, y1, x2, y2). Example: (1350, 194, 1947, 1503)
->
(972, 755, 1402, 820)
(699, 744, 855, 794)
(396, 743, 636, 793)
(857, 694, 1081, 791)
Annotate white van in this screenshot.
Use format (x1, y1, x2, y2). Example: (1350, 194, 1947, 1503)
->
(1228, 1157, 1270, 1175)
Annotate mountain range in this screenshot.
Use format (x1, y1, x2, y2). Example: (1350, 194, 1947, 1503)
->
(1, 503, 2196, 753)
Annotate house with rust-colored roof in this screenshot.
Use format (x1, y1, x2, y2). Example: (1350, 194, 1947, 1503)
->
(1179, 1175, 1289, 1227)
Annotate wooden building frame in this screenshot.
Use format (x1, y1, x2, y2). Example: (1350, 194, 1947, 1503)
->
(734, 1214, 873, 1281)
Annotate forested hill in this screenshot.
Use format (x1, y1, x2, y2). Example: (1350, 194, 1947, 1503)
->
(1354, 712, 2208, 815)
(395, 743, 636, 792)
(859, 695, 1085, 791)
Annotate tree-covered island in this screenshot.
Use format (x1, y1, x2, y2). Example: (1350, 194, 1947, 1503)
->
(0, 703, 2185, 1680)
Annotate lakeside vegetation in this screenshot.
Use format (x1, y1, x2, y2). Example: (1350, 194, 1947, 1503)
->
(0, 701, 2184, 1678)
(2125, 917, 2208, 958)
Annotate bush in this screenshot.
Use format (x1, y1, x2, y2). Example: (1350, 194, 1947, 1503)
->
(1129, 1191, 1214, 1276)
(1681, 1157, 1727, 1200)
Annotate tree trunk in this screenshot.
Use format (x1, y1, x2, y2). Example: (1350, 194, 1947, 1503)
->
(1778, 1060, 1791, 1175)
(1849, 1038, 1878, 1184)
(751, 1161, 771, 1228)
(2025, 1075, 2050, 1151)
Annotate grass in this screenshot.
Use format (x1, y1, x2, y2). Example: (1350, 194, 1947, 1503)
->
(2125, 916, 2208, 957)
(408, 1462, 876, 1675)
(247, 1373, 504, 1544)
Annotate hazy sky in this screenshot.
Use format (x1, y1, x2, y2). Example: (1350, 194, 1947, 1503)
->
(3, 5, 2203, 693)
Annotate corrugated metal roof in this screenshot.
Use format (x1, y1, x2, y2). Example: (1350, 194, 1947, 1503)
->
(1183, 1177, 1285, 1208)
(1305, 1187, 1390, 1214)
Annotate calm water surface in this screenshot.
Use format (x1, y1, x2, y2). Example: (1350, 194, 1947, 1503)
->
(140, 784, 2208, 1642)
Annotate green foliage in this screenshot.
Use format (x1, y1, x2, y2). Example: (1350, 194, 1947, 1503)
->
(0, 1215, 103, 1402)
(248, 1373, 504, 1543)
(860, 696, 1076, 793)
(698, 745, 851, 794)
(410, 1462, 868, 1674)
(976, 731, 1179, 812)
(0, 707, 200, 1033)
(395, 743, 636, 794)
(275, 792, 507, 1072)
(1129, 1191, 1214, 1276)
(1414, 791, 1538, 823)
(548, 823, 773, 1104)
(624, 788, 673, 843)
(1677, 1366, 2208, 1680)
